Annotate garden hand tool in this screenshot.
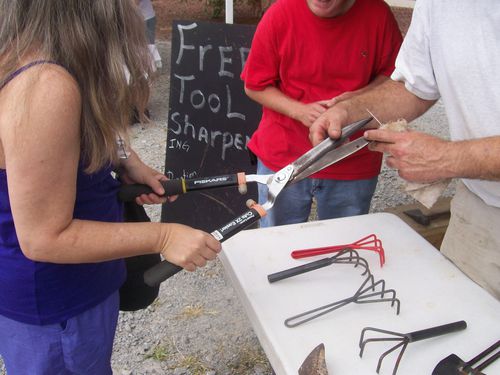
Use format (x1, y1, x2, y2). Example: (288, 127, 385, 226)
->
(432, 340, 499, 375)
(290, 233, 386, 267)
(273, 250, 399, 328)
(298, 343, 329, 375)
(359, 320, 467, 375)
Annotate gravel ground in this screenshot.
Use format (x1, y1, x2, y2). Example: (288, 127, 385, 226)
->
(0, 40, 452, 375)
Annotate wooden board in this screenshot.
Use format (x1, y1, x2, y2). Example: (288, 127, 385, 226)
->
(385, 197, 451, 249)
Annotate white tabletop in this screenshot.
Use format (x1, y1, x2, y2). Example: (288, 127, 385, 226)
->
(220, 213, 500, 375)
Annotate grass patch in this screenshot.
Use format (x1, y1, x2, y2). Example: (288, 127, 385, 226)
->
(145, 344, 171, 362)
(228, 346, 271, 374)
(175, 355, 210, 375)
(176, 303, 218, 319)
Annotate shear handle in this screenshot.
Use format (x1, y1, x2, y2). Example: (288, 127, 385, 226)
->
(118, 173, 248, 202)
(143, 204, 267, 287)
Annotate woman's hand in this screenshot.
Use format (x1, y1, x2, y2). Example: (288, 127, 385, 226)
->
(118, 150, 177, 205)
(159, 223, 222, 271)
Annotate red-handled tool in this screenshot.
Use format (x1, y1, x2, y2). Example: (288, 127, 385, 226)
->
(291, 234, 385, 267)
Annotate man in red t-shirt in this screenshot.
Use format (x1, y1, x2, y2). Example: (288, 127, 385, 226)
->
(241, 0, 402, 226)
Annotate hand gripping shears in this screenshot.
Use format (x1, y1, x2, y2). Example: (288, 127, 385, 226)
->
(119, 117, 373, 286)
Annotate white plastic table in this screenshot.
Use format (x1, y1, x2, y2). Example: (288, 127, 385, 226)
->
(220, 213, 500, 375)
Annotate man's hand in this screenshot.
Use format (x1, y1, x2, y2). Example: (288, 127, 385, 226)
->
(309, 103, 350, 145)
(365, 128, 452, 183)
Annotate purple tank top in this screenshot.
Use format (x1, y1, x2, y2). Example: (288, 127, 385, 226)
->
(0, 61, 126, 325)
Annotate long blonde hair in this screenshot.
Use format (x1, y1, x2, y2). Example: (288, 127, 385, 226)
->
(0, 0, 152, 172)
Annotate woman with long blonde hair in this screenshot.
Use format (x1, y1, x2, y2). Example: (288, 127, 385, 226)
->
(0, 1, 220, 373)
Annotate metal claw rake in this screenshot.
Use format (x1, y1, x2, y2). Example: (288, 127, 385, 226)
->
(359, 320, 467, 375)
(283, 267, 400, 328)
(266, 249, 400, 328)
(291, 233, 386, 267)
(267, 249, 371, 284)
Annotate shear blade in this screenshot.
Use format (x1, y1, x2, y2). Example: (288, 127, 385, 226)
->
(293, 137, 370, 182)
(290, 117, 372, 183)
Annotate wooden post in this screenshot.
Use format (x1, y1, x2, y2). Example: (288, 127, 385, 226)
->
(225, 0, 234, 24)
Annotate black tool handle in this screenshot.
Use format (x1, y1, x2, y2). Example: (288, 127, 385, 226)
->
(183, 174, 240, 191)
(463, 339, 500, 371)
(473, 351, 499, 373)
(143, 207, 264, 287)
(118, 180, 183, 201)
(118, 174, 241, 202)
(407, 320, 467, 343)
(267, 257, 334, 283)
(143, 262, 183, 288)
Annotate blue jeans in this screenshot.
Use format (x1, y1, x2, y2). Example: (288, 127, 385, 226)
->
(257, 160, 378, 227)
(0, 291, 119, 375)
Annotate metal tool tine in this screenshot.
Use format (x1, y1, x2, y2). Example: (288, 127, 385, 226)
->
(284, 267, 400, 328)
(360, 321, 467, 375)
(379, 341, 408, 375)
(359, 327, 406, 353)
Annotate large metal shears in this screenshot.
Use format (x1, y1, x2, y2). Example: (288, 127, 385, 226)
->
(120, 117, 372, 286)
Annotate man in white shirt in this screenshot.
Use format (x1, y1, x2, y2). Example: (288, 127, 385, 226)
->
(310, 0, 500, 299)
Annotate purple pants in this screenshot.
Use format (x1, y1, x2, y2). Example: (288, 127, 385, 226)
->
(0, 291, 119, 375)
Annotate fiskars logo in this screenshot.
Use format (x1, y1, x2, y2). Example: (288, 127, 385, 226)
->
(194, 177, 229, 184)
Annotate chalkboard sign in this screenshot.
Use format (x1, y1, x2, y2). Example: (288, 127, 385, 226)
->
(161, 20, 261, 232)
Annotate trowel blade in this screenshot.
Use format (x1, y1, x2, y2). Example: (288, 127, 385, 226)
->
(432, 354, 466, 375)
(298, 343, 328, 375)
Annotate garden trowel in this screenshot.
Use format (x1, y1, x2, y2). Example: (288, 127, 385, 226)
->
(298, 343, 328, 375)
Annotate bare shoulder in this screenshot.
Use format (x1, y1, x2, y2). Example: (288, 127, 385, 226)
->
(24, 63, 81, 108)
(7, 63, 82, 133)
(0, 62, 82, 146)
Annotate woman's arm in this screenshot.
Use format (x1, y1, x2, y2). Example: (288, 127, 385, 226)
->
(1, 64, 220, 270)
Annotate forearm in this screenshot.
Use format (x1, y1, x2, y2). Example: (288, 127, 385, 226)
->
(245, 86, 302, 121)
(350, 74, 389, 97)
(341, 79, 435, 125)
(22, 219, 166, 264)
(447, 136, 500, 180)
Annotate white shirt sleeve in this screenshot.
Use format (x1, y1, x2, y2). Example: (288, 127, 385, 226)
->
(391, 0, 440, 101)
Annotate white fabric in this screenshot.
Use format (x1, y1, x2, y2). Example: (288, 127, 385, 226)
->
(404, 180, 450, 209)
(138, 0, 155, 21)
(391, 0, 500, 208)
(441, 181, 500, 300)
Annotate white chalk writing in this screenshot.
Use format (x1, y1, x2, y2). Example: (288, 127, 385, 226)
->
(169, 112, 250, 160)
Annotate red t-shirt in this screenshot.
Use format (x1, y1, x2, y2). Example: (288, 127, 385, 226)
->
(241, 0, 402, 179)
